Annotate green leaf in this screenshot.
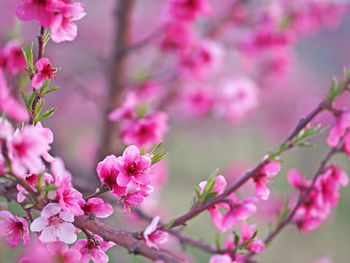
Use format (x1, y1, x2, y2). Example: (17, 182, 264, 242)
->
(28, 91, 37, 110)
(36, 107, 56, 123)
(24, 203, 34, 209)
(36, 173, 43, 192)
(43, 30, 51, 47)
(20, 89, 29, 108)
(150, 142, 162, 155)
(164, 219, 175, 230)
(194, 187, 201, 200)
(326, 75, 348, 106)
(35, 100, 45, 118)
(140, 145, 145, 156)
(40, 80, 50, 96)
(42, 184, 59, 192)
(43, 86, 59, 95)
(203, 192, 218, 201)
(215, 233, 221, 249)
(151, 151, 168, 165)
(234, 233, 240, 246)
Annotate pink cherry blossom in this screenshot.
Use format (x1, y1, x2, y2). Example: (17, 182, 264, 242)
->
(108, 92, 138, 122)
(214, 77, 258, 123)
(0, 69, 28, 121)
(327, 110, 350, 159)
(50, 1, 86, 43)
(116, 145, 152, 187)
(120, 112, 168, 149)
(45, 241, 82, 263)
(181, 85, 214, 118)
(56, 175, 84, 216)
(72, 235, 115, 263)
(159, 22, 195, 52)
(96, 155, 127, 196)
(16, 0, 56, 27)
(122, 192, 146, 212)
(0, 117, 14, 140)
(253, 161, 281, 200)
(0, 210, 30, 248)
(240, 221, 265, 253)
(30, 202, 77, 244)
(167, 0, 211, 21)
(143, 216, 168, 249)
(2, 41, 26, 75)
(32, 58, 56, 90)
(79, 198, 114, 218)
(7, 125, 51, 176)
(209, 254, 233, 263)
(312, 257, 334, 263)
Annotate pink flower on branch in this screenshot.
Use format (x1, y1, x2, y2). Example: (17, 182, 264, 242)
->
(143, 216, 168, 249)
(72, 235, 114, 263)
(96, 155, 127, 196)
(2, 41, 26, 75)
(253, 161, 281, 200)
(0, 210, 30, 248)
(79, 198, 114, 218)
(16, 0, 56, 27)
(327, 110, 350, 159)
(30, 203, 77, 244)
(32, 58, 56, 90)
(116, 145, 152, 187)
(56, 176, 84, 216)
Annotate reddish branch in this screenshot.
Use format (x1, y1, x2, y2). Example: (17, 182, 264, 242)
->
(73, 216, 184, 263)
(160, 100, 328, 230)
(98, 0, 135, 161)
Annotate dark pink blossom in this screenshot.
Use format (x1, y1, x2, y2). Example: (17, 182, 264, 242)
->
(79, 198, 114, 218)
(108, 92, 138, 122)
(56, 175, 84, 216)
(143, 216, 168, 249)
(159, 22, 195, 51)
(327, 110, 350, 159)
(120, 112, 168, 149)
(167, 0, 211, 21)
(0, 210, 30, 248)
(72, 235, 114, 263)
(16, 0, 56, 27)
(96, 155, 127, 196)
(2, 41, 26, 75)
(253, 161, 281, 200)
(32, 58, 56, 90)
(50, 1, 86, 43)
(116, 145, 152, 187)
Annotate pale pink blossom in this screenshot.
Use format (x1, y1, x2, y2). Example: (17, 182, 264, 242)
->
(0, 117, 14, 140)
(209, 254, 233, 263)
(214, 77, 258, 123)
(0, 210, 30, 248)
(0, 69, 28, 121)
(45, 241, 82, 263)
(327, 110, 350, 159)
(30, 203, 77, 244)
(79, 198, 114, 218)
(312, 257, 333, 263)
(96, 155, 127, 196)
(253, 161, 281, 200)
(116, 145, 152, 187)
(108, 92, 138, 122)
(32, 58, 56, 90)
(182, 85, 214, 118)
(7, 126, 51, 176)
(72, 235, 114, 263)
(143, 216, 168, 249)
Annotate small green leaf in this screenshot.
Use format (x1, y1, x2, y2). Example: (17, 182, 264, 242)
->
(40, 80, 50, 96)
(43, 30, 51, 47)
(164, 219, 175, 230)
(44, 86, 60, 95)
(215, 233, 221, 249)
(42, 184, 59, 192)
(36, 172, 43, 192)
(24, 203, 34, 209)
(36, 107, 56, 122)
(28, 91, 37, 109)
(234, 233, 240, 246)
(140, 145, 145, 156)
(20, 89, 29, 108)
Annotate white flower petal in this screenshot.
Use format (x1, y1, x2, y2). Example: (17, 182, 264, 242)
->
(42, 203, 61, 218)
(57, 222, 77, 244)
(39, 225, 58, 243)
(59, 210, 75, 222)
(30, 216, 49, 232)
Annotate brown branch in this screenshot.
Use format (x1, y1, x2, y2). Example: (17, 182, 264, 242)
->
(160, 100, 328, 230)
(98, 0, 135, 161)
(37, 26, 45, 60)
(73, 216, 184, 263)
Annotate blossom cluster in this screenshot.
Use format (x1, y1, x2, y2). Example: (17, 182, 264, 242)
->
(16, 0, 86, 43)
